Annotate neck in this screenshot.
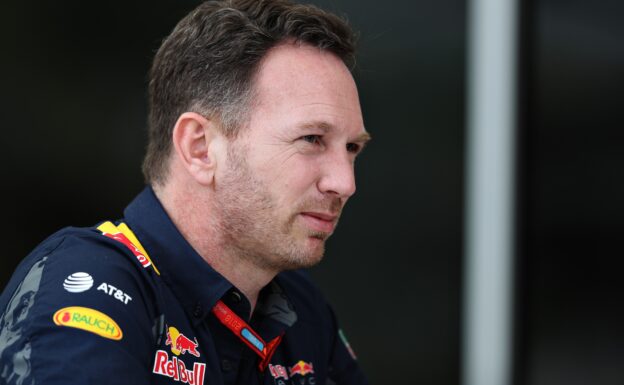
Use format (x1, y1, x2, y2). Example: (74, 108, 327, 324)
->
(154, 182, 276, 311)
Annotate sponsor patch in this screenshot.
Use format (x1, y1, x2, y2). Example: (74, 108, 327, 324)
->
(104, 232, 153, 269)
(289, 360, 314, 377)
(166, 326, 200, 357)
(339, 329, 357, 360)
(63, 272, 94, 293)
(97, 221, 160, 275)
(97, 282, 132, 305)
(153, 350, 205, 385)
(53, 306, 122, 340)
(62, 273, 133, 306)
(269, 364, 289, 380)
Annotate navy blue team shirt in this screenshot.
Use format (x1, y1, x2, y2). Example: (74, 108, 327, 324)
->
(0, 187, 367, 385)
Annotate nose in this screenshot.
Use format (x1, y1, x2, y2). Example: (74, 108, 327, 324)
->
(317, 150, 357, 199)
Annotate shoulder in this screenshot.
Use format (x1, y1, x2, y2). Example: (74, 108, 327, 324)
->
(2, 224, 159, 308)
(0, 224, 161, 350)
(0, 225, 159, 383)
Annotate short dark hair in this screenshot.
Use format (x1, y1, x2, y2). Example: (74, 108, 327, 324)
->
(142, 0, 357, 185)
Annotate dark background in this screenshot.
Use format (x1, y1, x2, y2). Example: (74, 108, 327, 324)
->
(518, 0, 624, 384)
(1, 0, 623, 384)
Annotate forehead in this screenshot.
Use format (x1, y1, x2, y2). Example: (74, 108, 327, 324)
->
(246, 43, 364, 135)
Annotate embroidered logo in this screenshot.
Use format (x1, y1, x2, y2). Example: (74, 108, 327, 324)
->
(103, 232, 153, 269)
(62, 273, 133, 305)
(269, 364, 290, 380)
(339, 329, 357, 360)
(289, 360, 314, 377)
(97, 221, 160, 275)
(97, 283, 132, 305)
(166, 326, 200, 357)
(63, 272, 94, 293)
(53, 306, 122, 340)
(152, 350, 206, 385)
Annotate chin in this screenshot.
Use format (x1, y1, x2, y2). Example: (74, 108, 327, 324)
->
(280, 255, 324, 271)
(278, 238, 326, 271)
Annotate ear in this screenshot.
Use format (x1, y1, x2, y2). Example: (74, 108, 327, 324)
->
(171, 112, 225, 186)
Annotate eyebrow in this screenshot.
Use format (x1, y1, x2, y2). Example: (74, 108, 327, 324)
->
(355, 131, 372, 144)
(298, 121, 332, 133)
(298, 120, 372, 144)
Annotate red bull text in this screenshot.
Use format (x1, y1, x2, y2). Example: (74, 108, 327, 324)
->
(153, 350, 205, 385)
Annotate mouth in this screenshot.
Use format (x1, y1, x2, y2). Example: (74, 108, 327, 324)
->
(299, 212, 338, 234)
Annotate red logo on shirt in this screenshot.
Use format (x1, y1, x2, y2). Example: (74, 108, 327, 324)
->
(102, 232, 152, 269)
(165, 326, 200, 357)
(269, 364, 290, 380)
(289, 360, 314, 376)
(152, 350, 205, 385)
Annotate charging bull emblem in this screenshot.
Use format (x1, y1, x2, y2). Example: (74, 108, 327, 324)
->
(289, 360, 314, 377)
(165, 326, 200, 357)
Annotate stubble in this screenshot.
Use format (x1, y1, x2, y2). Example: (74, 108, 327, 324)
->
(213, 142, 342, 273)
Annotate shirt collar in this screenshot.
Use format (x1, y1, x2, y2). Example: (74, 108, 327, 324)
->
(253, 280, 298, 341)
(123, 186, 232, 324)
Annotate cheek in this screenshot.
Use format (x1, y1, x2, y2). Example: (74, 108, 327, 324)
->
(268, 162, 321, 205)
(258, 151, 318, 183)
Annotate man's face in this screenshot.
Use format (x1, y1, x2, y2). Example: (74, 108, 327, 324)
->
(214, 43, 369, 272)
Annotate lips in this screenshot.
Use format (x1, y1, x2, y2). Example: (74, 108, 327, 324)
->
(300, 212, 338, 233)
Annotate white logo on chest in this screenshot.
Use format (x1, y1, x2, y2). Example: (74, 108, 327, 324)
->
(97, 282, 132, 304)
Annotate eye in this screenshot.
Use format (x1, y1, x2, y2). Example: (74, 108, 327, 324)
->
(301, 135, 321, 145)
(346, 143, 360, 154)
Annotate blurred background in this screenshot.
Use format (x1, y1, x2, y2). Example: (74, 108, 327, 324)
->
(1, 0, 623, 384)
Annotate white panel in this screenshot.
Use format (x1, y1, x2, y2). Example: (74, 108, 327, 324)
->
(463, 0, 518, 384)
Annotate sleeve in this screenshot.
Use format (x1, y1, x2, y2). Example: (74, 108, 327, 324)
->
(326, 305, 369, 385)
(0, 232, 157, 385)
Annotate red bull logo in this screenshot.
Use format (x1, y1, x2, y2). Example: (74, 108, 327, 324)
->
(166, 326, 200, 357)
(104, 232, 152, 269)
(289, 360, 314, 377)
(153, 350, 205, 385)
(97, 221, 160, 275)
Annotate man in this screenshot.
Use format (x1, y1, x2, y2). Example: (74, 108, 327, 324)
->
(0, 0, 370, 384)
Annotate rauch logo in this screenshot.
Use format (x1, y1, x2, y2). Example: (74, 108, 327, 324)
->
(53, 306, 122, 340)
